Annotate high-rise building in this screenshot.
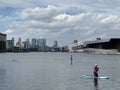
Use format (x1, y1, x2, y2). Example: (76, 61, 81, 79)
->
(31, 38, 37, 48)
(26, 38, 30, 49)
(37, 38, 46, 51)
(6, 40, 12, 49)
(12, 38, 14, 51)
(16, 37, 22, 48)
(6, 38, 14, 51)
(18, 37, 21, 48)
(54, 41, 58, 48)
(0, 32, 6, 52)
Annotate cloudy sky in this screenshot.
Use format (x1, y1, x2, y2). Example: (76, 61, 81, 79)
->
(1, 0, 120, 46)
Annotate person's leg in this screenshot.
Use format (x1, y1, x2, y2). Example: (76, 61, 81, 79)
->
(94, 72, 98, 77)
(95, 73, 98, 77)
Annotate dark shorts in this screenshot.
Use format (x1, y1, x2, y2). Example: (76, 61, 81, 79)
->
(94, 72, 98, 77)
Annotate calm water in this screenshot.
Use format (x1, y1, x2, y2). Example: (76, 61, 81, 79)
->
(0, 52, 120, 90)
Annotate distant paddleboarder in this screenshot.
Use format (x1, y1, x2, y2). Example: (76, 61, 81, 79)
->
(70, 55, 73, 64)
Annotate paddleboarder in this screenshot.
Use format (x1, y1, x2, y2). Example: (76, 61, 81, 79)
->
(93, 64, 99, 77)
(70, 55, 73, 64)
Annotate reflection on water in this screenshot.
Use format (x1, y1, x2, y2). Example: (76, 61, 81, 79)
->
(94, 79, 98, 90)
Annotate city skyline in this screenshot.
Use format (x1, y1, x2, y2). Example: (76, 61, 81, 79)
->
(6, 37, 69, 52)
(8, 37, 61, 47)
(0, 0, 120, 46)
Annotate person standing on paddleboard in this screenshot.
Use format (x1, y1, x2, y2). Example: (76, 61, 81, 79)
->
(93, 64, 99, 77)
(70, 55, 73, 64)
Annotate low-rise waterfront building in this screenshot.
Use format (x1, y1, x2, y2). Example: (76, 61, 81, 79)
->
(71, 38, 120, 54)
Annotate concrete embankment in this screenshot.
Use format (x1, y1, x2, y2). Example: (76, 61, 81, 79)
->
(83, 48, 120, 55)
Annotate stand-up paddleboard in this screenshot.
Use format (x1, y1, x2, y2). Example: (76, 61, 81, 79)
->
(82, 75, 109, 79)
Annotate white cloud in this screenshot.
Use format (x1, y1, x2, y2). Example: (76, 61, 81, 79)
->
(1, 0, 120, 46)
(54, 14, 68, 21)
(100, 15, 120, 24)
(4, 29, 13, 34)
(6, 5, 120, 45)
